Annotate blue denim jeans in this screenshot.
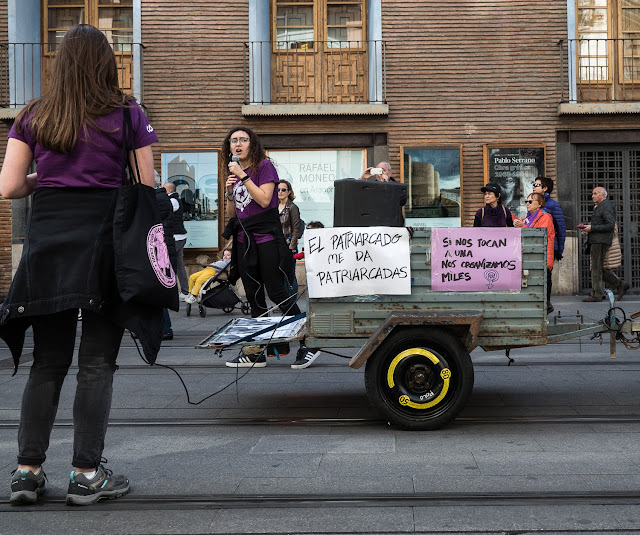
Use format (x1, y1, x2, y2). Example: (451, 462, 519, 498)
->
(17, 308, 124, 469)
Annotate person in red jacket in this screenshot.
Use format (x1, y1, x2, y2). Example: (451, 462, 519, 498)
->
(514, 192, 555, 314)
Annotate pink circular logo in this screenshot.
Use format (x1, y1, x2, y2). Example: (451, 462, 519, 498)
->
(147, 224, 176, 288)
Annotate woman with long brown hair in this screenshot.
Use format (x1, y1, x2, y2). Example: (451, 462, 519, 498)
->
(277, 179, 302, 252)
(0, 24, 160, 505)
(221, 126, 301, 368)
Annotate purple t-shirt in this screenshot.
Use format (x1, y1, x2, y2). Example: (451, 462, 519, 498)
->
(233, 158, 279, 244)
(8, 101, 158, 189)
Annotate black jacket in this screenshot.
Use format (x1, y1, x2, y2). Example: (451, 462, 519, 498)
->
(222, 208, 295, 287)
(168, 191, 187, 235)
(588, 198, 616, 246)
(0, 187, 164, 373)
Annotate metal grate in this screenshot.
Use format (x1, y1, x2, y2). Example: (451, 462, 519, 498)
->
(310, 312, 354, 335)
(578, 148, 639, 293)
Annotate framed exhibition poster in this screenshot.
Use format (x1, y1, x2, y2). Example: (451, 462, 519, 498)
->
(483, 145, 546, 220)
(161, 151, 220, 249)
(268, 149, 366, 228)
(401, 146, 463, 228)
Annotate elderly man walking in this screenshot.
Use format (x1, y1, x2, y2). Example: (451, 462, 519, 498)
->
(581, 186, 630, 302)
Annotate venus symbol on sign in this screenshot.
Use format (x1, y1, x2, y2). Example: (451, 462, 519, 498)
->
(484, 269, 499, 289)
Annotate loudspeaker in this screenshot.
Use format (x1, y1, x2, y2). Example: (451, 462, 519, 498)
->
(333, 179, 407, 227)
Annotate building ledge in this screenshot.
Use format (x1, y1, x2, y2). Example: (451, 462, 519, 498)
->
(559, 102, 640, 115)
(0, 108, 21, 120)
(242, 103, 389, 117)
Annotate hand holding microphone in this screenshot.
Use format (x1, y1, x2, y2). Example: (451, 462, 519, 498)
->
(228, 154, 243, 177)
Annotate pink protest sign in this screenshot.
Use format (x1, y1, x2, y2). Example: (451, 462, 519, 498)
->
(431, 228, 522, 292)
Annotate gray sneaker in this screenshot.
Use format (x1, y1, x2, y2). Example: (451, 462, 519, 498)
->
(10, 468, 46, 505)
(66, 465, 129, 506)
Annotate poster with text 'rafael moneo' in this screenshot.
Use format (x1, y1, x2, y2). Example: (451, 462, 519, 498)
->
(305, 227, 411, 298)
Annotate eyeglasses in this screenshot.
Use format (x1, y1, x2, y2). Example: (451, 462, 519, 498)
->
(230, 137, 250, 145)
(526, 200, 535, 204)
(278, 188, 288, 192)
(532, 183, 541, 188)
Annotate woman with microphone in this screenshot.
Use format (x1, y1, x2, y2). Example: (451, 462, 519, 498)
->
(221, 127, 300, 368)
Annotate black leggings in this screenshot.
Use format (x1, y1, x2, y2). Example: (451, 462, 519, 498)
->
(17, 309, 124, 469)
(237, 238, 301, 318)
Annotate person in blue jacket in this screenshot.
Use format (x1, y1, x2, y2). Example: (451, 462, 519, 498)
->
(533, 177, 566, 313)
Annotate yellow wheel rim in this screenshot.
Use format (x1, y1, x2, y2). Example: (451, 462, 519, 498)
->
(386, 348, 451, 410)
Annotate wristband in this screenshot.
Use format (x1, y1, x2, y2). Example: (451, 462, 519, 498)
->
(241, 174, 250, 183)
(224, 191, 233, 199)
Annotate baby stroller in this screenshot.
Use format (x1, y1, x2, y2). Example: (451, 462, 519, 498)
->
(186, 264, 251, 318)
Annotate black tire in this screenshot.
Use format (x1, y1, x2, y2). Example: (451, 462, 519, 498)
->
(241, 302, 251, 316)
(186, 304, 191, 317)
(364, 327, 474, 431)
(222, 306, 234, 314)
(199, 305, 207, 317)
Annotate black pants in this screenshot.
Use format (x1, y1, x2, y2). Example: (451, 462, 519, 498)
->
(17, 309, 124, 469)
(238, 238, 301, 318)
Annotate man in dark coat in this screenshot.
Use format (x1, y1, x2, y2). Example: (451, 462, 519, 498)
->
(581, 186, 630, 302)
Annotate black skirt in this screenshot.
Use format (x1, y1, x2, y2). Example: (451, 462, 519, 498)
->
(0, 187, 164, 372)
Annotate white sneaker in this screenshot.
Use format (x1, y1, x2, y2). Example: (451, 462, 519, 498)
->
(184, 294, 197, 304)
(179, 292, 188, 302)
(291, 350, 321, 370)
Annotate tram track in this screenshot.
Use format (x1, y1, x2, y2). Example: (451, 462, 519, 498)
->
(1, 414, 640, 428)
(2, 490, 640, 512)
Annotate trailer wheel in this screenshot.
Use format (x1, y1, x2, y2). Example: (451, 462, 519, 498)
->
(186, 304, 191, 317)
(364, 328, 474, 431)
(199, 305, 207, 317)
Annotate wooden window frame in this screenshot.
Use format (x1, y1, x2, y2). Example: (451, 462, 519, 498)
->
(42, 0, 133, 54)
(271, 0, 367, 53)
(575, 0, 640, 83)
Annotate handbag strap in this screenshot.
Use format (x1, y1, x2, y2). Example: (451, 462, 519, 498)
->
(121, 106, 142, 186)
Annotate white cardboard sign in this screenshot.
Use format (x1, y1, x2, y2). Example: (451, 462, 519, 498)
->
(305, 227, 411, 298)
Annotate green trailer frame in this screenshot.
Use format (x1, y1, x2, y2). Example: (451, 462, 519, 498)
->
(302, 228, 640, 430)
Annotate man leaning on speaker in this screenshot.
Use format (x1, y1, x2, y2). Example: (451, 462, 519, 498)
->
(360, 161, 395, 182)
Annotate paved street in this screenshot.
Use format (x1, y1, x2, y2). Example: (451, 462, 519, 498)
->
(1, 294, 640, 534)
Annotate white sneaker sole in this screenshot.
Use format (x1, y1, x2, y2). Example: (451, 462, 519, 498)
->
(225, 360, 267, 368)
(291, 351, 321, 369)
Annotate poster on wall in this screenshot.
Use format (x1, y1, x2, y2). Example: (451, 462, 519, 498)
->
(485, 146, 545, 220)
(268, 150, 366, 230)
(403, 147, 462, 228)
(161, 151, 219, 249)
(430, 228, 522, 292)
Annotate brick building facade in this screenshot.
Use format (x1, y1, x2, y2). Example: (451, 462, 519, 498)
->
(0, 1, 639, 296)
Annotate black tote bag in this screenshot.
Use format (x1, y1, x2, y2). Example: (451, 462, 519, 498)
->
(113, 107, 179, 311)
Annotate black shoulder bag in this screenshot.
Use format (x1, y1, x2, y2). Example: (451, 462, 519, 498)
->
(112, 106, 180, 311)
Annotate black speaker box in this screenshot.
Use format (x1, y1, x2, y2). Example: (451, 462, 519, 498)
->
(333, 179, 407, 227)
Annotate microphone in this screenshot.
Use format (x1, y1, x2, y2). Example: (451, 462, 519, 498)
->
(232, 155, 240, 163)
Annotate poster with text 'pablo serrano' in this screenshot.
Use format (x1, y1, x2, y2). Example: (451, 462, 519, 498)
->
(431, 228, 522, 292)
(305, 227, 411, 298)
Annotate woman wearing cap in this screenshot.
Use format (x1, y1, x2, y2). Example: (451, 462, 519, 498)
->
(473, 182, 514, 227)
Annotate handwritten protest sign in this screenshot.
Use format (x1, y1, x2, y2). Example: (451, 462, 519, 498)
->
(431, 228, 522, 292)
(305, 227, 411, 298)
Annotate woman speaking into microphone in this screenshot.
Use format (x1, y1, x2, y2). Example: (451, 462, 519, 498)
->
(221, 127, 301, 368)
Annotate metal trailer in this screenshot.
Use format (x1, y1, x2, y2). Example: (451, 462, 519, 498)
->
(300, 228, 640, 431)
